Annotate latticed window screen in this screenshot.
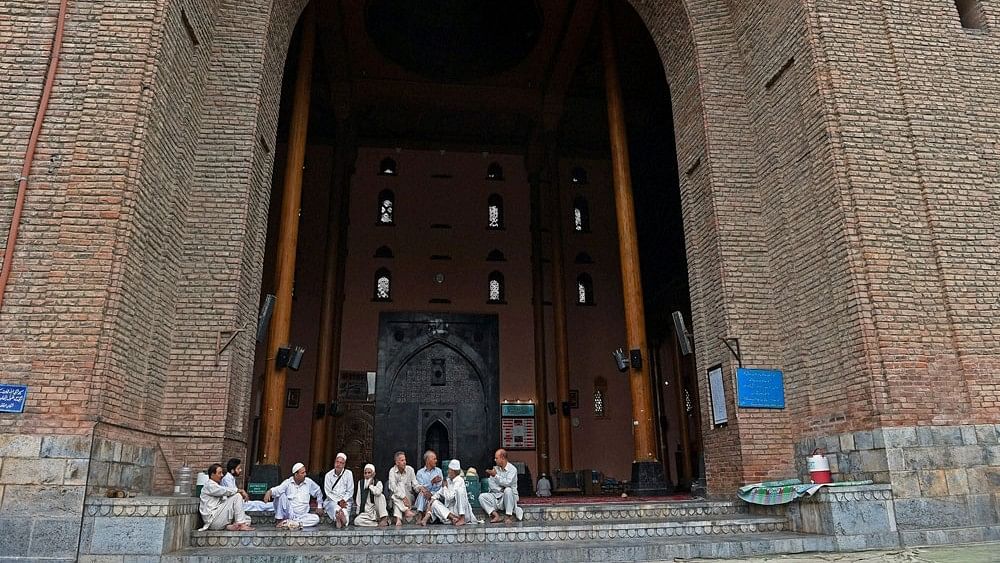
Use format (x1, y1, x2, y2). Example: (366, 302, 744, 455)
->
(378, 190, 394, 224)
(574, 208, 583, 231)
(488, 271, 504, 303)
(374, 269, 391, 301)
(577, 273, 594, 305)
(593, 389, 605, 417)
(488, 205, 500, 228)
(578, 281, 587, 303)
(573, 197, 589, 232)
(594, 376, 608, 418)
(487, 194, 503, 229)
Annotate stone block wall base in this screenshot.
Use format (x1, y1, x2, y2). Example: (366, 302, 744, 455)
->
(782, 484, 900, 550)
(78, 496, 199, 557)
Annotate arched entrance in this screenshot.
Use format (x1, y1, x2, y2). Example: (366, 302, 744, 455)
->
(198, 0, 775, 495)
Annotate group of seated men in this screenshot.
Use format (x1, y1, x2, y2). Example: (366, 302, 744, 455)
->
(199, 448, 524, 531)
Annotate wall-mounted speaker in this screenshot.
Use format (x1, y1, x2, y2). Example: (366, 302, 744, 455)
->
(256, 294, 276, 343)
(672, 311, 693, 356)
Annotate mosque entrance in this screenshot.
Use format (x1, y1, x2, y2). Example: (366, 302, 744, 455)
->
(373, 312, 500, 475)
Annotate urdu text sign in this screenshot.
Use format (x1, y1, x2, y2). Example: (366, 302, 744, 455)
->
(735, 368, 785, 409)
(0, 384, 27, 413)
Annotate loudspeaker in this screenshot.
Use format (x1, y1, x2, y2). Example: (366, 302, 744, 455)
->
(672, 311, 693, 356)
(547, 401, 557, 415)
(287, 346, 305, 371)
(612, 348, 628, 372)
(561, 401, 571, 416)
(256, 294, 276, 343)
(629, 349, 643, 370)
(275, 346, 291, 368)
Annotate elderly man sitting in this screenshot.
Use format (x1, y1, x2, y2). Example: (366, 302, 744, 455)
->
(422, 459, 476, 526)
(323, 452, 354, 528)
(478, 448, 524, 524)
(354, 463, 389, 527)
(263, 462, 324, 529)
(387, 450, 418, 527)
(199, 463, 253, 531)
(414, 450, 443, 521)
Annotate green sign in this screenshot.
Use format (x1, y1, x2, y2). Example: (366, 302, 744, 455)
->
(247, 482, 269, 495)
(501, 403, 534, 417)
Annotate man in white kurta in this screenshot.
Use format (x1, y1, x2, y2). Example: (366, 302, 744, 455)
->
(323, 452, 354, 528)
(425, 459, 476, 526)
(478, 448, 523, 523)
(222, 458, 274, 513)
(199, 463, 253, 531)
(354, 463, 389, 527)
(264, 462, 324, 529)
(387, 451, 418, 527)
(414, 450, 443, 517)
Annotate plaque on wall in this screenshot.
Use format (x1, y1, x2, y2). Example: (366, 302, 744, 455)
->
(707, 365, 728, 426)
(501, 417, 535, 450)
(285, 388, 300, 409)
(338, 371, 370, 402)
(736, 368, 785, 409)
(501, 403, 534, 417)
(568, 389, 579, 409)
(0, 384, 27, 414)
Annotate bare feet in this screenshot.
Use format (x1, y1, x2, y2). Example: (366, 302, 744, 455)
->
(453, 516, 466, 527)
(418, 512, 432, 526)
(403, 510, 415, 522)
(504, 516, 514, 524)
(489, 512, 503, 524)
(395, 518, 403, 528)
(378, 517, 388, 527)
(225, 523, 241, 531)
(238, 523, 255, 531)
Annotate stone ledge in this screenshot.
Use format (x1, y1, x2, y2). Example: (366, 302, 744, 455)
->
(190, 516, 788, 548)
(801, 484, 894, 503)
(521, 500, 745, 521)
(84, 496, 200, 518)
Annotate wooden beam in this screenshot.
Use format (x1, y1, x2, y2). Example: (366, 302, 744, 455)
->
(541, 0, 599, 128)
(258, 8, 315, 465)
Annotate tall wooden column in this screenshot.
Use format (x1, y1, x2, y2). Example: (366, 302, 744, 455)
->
(542, 135, 576, 483)
(528, 170, 551, 478)
(309, 119, 355, 469)
(258, 11, 315, 465)
(601, 3, 667, 493)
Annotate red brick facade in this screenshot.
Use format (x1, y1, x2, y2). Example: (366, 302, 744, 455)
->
(1, 6, 998, 557)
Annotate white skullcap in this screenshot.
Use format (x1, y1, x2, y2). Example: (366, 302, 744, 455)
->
(336, 452, 347, 461)
(448, 459, 461, 471)
(364, 463, 375, 473)
(291, 462, 304, 475)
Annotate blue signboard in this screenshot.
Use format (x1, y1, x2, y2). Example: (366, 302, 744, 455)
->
(501, 403, 534, 417)
(0, 384, 28, 414)
(736, 369, 785, 409)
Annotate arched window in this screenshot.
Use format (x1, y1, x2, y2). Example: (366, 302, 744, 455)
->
(487, 162, 504, 181)
(378, 189, 394, 225)
(374, 268, 392, 301)
(374, 245, 393, 258)
(488, 271, 505, 304)
(573, 197, 590, 232)
(570, 166, 588, 185)
(487, 194, 504, 229)
(379, 157, 397, 176)
(594, 376, 608, 418)
(576, 273, 594, 305)
(486, 249, 507, 262)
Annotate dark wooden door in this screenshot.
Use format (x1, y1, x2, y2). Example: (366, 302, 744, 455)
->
(374, 312, 499, 475)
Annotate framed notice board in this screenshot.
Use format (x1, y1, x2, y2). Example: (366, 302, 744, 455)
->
(736, 368, 785, 408)
(501, 403, 535, 450)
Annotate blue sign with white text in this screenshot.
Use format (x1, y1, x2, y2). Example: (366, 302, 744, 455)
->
(735, 369, 785, 409)
(0, 384, 28, 414)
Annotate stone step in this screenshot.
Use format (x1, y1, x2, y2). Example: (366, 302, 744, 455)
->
(167, 530, 835, 562)
(519, 499, 747, 522)
(189, 513, 788, 550)
(248, 499, 746, 525)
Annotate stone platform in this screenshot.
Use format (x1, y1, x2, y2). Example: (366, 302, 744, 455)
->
(154, 499, 840, 562)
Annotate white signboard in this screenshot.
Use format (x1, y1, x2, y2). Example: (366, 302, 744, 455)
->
(708, 365, 728, 426)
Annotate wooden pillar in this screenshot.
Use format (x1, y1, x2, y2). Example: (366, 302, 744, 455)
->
(543, 136, 575, 477)
(258, 11, 315, 465)
(601, 3, 666, 493)
(529, 172, 551, 478)
(309, 119, 355, 469)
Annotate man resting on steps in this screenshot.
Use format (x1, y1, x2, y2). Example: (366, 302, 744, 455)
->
(263, 462, 324, 529)
(199, 463, 253, 531)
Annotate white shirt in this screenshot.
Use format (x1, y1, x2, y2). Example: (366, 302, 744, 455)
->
(270, 477, 322, 516)
(488, 463, 518, 494)
(324, 468, 355, 504)
(221, 472, 237, 490)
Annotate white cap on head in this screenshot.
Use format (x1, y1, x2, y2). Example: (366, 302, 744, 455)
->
(291, 462, 305, 475)
(364, 463, 375, 473)
(336, 452, 347, 462)
(448, 459, 461, 471)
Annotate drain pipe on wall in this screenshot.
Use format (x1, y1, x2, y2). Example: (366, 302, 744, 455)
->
(0, 0, 71, 312)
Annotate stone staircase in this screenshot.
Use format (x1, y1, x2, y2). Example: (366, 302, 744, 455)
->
(164, 499, 839, 562)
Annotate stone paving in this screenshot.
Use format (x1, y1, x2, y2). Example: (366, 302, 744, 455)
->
(680, 542, 1000, 562)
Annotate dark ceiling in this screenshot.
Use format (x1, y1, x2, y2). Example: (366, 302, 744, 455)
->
(276, 0, 690, 331)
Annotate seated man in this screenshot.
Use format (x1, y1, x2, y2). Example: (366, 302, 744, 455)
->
(478, 448, 524, 524)
(199, 463, 253, 531)
(222, 457, 273, 512)
(354, 463, 389, 527)
(536, 473, 552, 497)
(423, 459, 475, 527)
(386, 450, 418, 527)
(414, 450, 442, 521)
(263, 462, 324, 529)
(323, 452, 354, 528)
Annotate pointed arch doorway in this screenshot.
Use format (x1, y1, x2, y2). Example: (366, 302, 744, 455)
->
(374, 312, 499, 474)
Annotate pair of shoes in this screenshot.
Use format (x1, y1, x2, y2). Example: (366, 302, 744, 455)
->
(276, 520, 302, 530)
